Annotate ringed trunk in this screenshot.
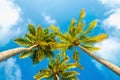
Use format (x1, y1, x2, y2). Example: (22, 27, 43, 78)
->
(0, 45, 37, 62)
(55, 74, 59, 80)
(78, 45, 120, 76)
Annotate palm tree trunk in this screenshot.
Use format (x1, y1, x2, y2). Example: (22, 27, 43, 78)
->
(55, 74, 59, 80)
(0, 44, 37, 62)
(78, 45, 120, 76)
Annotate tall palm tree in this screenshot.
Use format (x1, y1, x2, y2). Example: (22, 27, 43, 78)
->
(34, 54, 82, 80)
(50, 8, 120, 75)
(0, 24, 56, 64)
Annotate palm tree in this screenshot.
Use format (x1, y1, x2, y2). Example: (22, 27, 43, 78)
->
(34, 54, 82, 80)
(0, 24, 56, 64)
(50, 8, 120, 75)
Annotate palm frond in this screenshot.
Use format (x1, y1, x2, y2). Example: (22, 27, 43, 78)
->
(48, 60, 54, 70)
(57, 33, 72, 43)
(55, 54, 61, 67)
(83, 33, 107, 43)
(36, 50, 44, 61)
(75, 62, 83, 70)
(50, 25, 60, 33)
(25, 33, 35, 42)
(59, 56, 69, 69)
(82, 44, 100, 51)
(44, 49, 54, 58)
(19, 50, 33, 59)
(14, 37, 31, 46)
(43, 33, 56, 42)
(68, 19, 76, 36)
(69, 76, 78, 80)
(63, 63, 77, 71)
(62, 71, 79, 79)
(84, 20, 97, 35)
(35, 26, 44, 40)
(75, 21, 85, 36)
(80, 8, 86, 19)
(34, 70, 51, 80)
(28, 24, 35, 35)
(44, 28, 49, 34)
(34, 54, 80, 80)
(54, 43, 71, 50)
(73, 50, 80, 61)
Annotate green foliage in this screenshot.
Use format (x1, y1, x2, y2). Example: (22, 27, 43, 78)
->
(82, 44, 100, 51)
(80, 8, 86, 19)
(73, 50, 80, 61)
(34, 54, 81, 80)
(14, 24, 56, 64)
(49, 8, 107, 71)
(13, 8, 108, 80)
(28, 24, 36, 35)
(83, 33, 107, 43)
(20, 50, 34, 58)
(14, 37, 31, 46)
(50, 8, 107, 52)
(83, 20, 98, 35)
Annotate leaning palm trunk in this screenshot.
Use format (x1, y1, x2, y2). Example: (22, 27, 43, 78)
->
(0, 44, 37, 62)
(55, 74, 59, 80)
(78, 45, 120, 76)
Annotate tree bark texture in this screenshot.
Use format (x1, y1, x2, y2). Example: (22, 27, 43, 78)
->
(0, 45, 37, 62)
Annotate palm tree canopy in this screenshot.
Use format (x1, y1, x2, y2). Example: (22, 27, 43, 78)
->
(34, 54, 82, 80)
(50, 8, 108, 62)
(14, 24, 56, 64)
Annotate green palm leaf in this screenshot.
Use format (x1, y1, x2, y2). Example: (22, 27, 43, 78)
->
(14, 37, 31, 46)
(84, 20, 97, 35)
(73, 50, 80, 61)
(14, 24, 56, 64)
(63, 63, 77, 71)
(28, 24, 36, 35)
(20, 50, 33, 58)
(76, 62, 83, 70)
(34, 54, 80, 80)
(69, 76, 78, 80)
(62, 71, 79, 79)
(25, 33, 35, 43)
(80, 8, 86, 19)
(82, 44, 100, 51)
(68, 19, 76, 36)
(34, 71, 51, 80)
(75, 21, 85, 36)
(35, 26, 43, 40)
(83, 33, 107, 43)
(36, 50, 44, 61)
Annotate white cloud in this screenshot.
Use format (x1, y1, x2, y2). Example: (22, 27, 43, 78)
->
(99, 0, 120, 8)
(0, 58, 22, 80)
(95, 38, 120, 65)
(103, 9, 120, 30)
(92, 0, 120, 76)
(0, 0, 21, 46)
(42, 13, 56, 24)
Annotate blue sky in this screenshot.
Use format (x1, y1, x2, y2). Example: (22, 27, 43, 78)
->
(0, 0, 120, 80)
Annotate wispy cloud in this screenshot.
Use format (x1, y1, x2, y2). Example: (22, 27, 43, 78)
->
(99, 0, 120, 8)
(0, 58, 22, 80)
(96, 0, 120, 65)
(0, 0, 21, 46)
(42, 13, 56, 24)
(95, 38, 120, 65)
(92, 0, 120, 77)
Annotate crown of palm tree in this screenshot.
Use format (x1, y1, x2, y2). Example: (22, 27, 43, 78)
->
(50, 8, 108, 62)
(14, 24, 56, 64)
(34, 54, 82, 80)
